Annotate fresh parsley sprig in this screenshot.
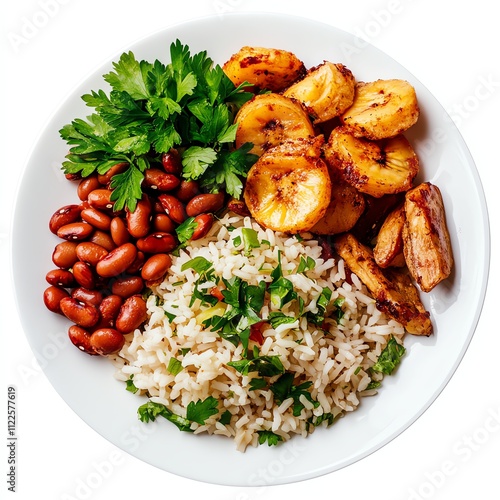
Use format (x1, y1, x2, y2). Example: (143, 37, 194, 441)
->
(137, 397, 219, 432)
(60, 40, 257, 211)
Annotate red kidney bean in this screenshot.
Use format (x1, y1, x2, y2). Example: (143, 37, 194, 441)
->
(46, 269, 75, 287)
(191, 213, 214, 240)
(56, 222, 94, 241)
(126, 197, 151, 238)
(90, 328, 125, 355)
(96, 243, 137, 278)
(152, 213, 176, 233)
(87, 189, 114, 210)
(59, 297, 100, 328)
(89, 230, 116, 251)
(97, 294, 123, 328)
(161, 149, 182, 174)
(115, 295, 148, 333)
(141, 253, 172, 283)
(136, 232, 177, 254)
(175, 180, 200, 202)
(65, 172, 81, 181)
(143, 169, 181, 191)
(68, 325, 97, 355)
(110, 216, 130, 246)
(80, 207, 111, 231)
(71, 287, 103, 307)
(43, 286, 70, 314)
(49, 205, 82, 234)
(72, 261, 96, 289)
(75, 242, 109, 267)
(52, 241, 79, 269)
(97, 162, 128, 186)
(158, 194, 187, 224)
(125, 251, 145, 274)
(186, 192, 225, 217)
(111, 276, 144, 298)
(227, 197, 251, 217)
(77, 175, 101, 201)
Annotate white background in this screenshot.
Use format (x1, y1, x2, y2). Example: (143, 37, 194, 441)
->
(2, 0, 499, 499)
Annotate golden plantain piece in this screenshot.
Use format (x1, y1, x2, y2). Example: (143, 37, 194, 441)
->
(324, 127, 419, 198)
(333, 233, 432, 336)
(341, 79, 419, 140)
(222, 46, 306, 92)
(283, 62, 355, 123)
(235, 93, 315, 156)
(373, 203, 406, 268)
(243, 136, 331, 233)
(403, 182, 454, 292)
(310, 176, 365, 235)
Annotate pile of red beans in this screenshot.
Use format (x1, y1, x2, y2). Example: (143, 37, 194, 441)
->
(43, 151, 225, 356)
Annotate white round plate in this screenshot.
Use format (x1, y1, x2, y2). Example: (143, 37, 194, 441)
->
(12, 12, 489, 486)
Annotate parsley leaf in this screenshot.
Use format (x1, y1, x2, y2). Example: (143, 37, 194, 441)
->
(137, 401, 192, 432)
(175, 216, 198, 245)
(270, 373, 320, 417)
(257, 430, 283, 446)
(167, 357, 183, 376)
(371, 335, 406, 375)
(137, 396, 219, 432)
(125, 375, 139, 394)
(186, 396, 219, 425)
(59, 40, 255, 211)
(228, 354, 284, 377)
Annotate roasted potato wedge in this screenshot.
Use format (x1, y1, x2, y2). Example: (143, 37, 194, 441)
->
(324, 127, 419, 198)
(333, 233, 432, 335)
(310, 177, 365, 235)
(222, 46, 306, 92)
(373, 203, 406, 268)
(283, 62, 355, 123)
(243, 137, 331, 233)
(235, 93, 315, 156)
(403, 182, 453, 292)
(341, 79, 419, 140)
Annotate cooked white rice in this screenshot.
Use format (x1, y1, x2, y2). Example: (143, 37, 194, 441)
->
(111, 213, 405, 451)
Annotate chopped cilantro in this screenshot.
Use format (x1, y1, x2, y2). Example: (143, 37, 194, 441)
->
(257, 430, 283, 446)
(270, 372, 320, 417)
(267, 311, 297, 329)
(186, 396, 219, 425)
(125, 375, 139, 394)
(241, 227, 260, 255)
(175, 216, 198, 244)
(228, 353, 284, 377)
(249, 377, 268, 391)
(137, 396, 219, 432)
(371, 336, 406, 375)
(219, 410, 232, 425)
(297, 255, 316, 274)
(167, 357, 183, 375)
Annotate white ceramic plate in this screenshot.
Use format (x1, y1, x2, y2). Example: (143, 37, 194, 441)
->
(12, 12, 489, 486)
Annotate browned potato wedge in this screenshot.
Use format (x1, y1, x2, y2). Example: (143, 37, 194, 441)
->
(243, 137, 331, 233)
(333, 233, 432, 335)
(403, 182, 453, 292)
(283, 62, 355, 123)
(373, 204, 406, 267)
(351, 193, 404, 245)
(384, 267, 433, 336)
(310, 177, 365, 235)
(324, 127, 419, 198)
(235, 93, 315, 156)
(341, 79, 419, 140)
(222, 46, 306, 92)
